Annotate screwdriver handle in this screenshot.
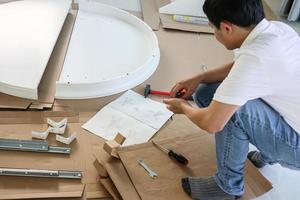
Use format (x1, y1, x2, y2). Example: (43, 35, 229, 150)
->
(168, 150, 189, 165)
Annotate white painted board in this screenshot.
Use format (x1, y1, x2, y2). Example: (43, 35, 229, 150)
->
(87, 0, 142, 12)
(159, 0, 207, 18)
(56, 2, 160, 99)
(82, 90, 173, 146)
(0, 0, 71, 99)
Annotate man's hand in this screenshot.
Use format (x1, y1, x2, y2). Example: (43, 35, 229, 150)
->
(163, 98, 191, 114)
(170, 77, 201, 99)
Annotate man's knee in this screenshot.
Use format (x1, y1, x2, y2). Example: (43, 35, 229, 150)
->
(232, 99, 279, 130)
(193, 82, 221, 108)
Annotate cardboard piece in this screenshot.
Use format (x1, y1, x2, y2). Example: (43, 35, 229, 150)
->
(140, 0, 160, 30)
(117, 134, 272, 200)
(100, 177, 123, 200)
(0, 9, 77, 110)
(0, 105, 79, 124)
(93, 159, 109, 178)
(85, 183, 110, 199)
(0, 178, 84, 199)
(105, 159, 141, 200)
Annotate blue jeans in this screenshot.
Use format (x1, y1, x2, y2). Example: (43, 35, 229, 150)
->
(193, 83, 300, 196)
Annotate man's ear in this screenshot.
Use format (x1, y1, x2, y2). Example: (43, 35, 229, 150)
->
(220, 21, 233, 34)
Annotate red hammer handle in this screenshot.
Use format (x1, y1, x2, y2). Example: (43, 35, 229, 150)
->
(150, 90, 171, 96)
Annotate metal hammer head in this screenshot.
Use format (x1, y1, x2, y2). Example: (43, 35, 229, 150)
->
(144, 84, 151, 98)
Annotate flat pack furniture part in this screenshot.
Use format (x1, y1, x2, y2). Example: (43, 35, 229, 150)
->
(104, 159, 141, 200)
(93, 158, 123, 199)
(100, 177, 123, 200)
(89, 0, 142, 12)
(117, 134, 273, 200)
(0, 0, 71, 100)
(31, 129, 50, 140)
(0, 5, 77, 110)
(159, 0, 207, 17)
(31, 118, 68, 140)
(56, 133, 77, 145)
(55, 1, 160, 99)
(0, 168, 82, 179)
(47, 117, 68, 134)
(48, 124, 67, 134)
(0, 138, 71, 154)
(103, 133, 126, 158)
(47, 118, 68, 128)
(32, 126, 67, 139)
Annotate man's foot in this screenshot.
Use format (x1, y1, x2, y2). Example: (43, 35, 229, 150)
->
(247, 151, 267, 168)
(181, 176, 237, 200)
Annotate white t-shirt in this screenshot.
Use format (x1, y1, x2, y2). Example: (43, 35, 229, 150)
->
(213, 19, 300, 134)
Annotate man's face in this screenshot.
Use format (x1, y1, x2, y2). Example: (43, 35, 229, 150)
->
(209, 22, 239, 50)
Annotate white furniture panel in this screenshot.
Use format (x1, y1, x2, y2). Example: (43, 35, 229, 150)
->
(159, 0, 206, 18)
(87, 0, 142, 12)
(0, 0, 71, 99)
(56, 2, 160, 99)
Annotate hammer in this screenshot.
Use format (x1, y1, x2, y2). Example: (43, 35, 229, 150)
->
(144, 84, 186, 98)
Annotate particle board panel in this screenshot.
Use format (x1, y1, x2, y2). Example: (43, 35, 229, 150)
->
(0, 0, 71, 99)
(0, 7, 78, 110)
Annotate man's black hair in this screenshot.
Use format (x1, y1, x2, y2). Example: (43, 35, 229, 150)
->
(203, 0, 265, 29)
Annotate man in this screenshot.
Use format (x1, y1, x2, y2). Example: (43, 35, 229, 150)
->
(163, 0, 300, 199)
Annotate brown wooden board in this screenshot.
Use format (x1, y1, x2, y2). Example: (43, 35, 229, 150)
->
(117, 134, 272, 200)
(100, 178, 122, 200)
(105, 159, 141, 200)
(0, 105, 79, 124)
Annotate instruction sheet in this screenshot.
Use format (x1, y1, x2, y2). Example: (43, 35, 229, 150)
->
(82, 90, 173, 145)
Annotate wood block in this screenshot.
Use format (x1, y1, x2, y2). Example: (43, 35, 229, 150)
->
(115, 133, 126, 145)
(103, 133, 126, 158)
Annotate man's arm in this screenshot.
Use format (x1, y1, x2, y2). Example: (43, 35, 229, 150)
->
(170, 62, 234, 98)
(164, 99, 239, 133)
(200, 62, 234, 83)
(183, 100, 238, 133)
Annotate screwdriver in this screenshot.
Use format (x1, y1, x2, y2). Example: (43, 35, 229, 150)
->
(152, 141, 189, 165)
